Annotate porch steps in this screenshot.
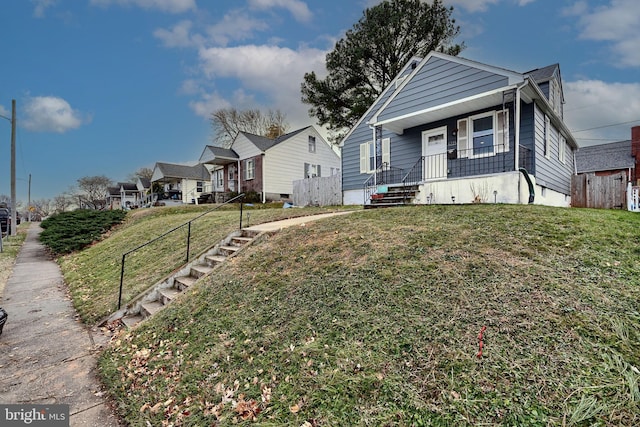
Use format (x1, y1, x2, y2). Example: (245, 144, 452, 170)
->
(111, 228, 262, 329)
(366, 185, 419, 209)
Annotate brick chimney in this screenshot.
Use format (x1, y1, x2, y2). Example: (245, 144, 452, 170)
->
(633, 126, 640, 185)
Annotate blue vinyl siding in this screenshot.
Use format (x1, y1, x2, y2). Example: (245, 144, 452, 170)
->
(532, 103, 574, 194)
(343, 104, 516, 191)
(519, 103, 536, 174)
(378, 57, 509, 122)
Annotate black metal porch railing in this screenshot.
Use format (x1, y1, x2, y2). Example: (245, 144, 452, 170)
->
(117, 193, 245, 310)
(364, 144, 534, 203)
(363, 164, 406, 203)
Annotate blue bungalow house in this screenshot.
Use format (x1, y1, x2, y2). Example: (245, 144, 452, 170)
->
(340, 52, 578, 207)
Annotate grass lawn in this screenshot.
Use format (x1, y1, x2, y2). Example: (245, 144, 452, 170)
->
(0, 224, 28, 297)
(59, 204, 357, 324)
(91, 204, 639, 426)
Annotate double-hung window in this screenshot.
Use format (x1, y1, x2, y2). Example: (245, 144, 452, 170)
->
(308, 136, 316, 153)
(472, 113, 494, 156)
(304, 163, 321, 178)
(359, 138, 390, 173)
(457, 110, 509, 158)
(245, 159, 255, 180)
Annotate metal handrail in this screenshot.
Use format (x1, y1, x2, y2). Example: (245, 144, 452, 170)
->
(117, 193, 245, 309)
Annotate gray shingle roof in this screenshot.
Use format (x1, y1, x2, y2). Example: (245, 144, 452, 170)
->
(575, 140, 634, 173)
(240, 126, 312, 152)
(205, 146, 239, 159)
(155, 162, 210, 180)
(525, 64, 559, 83)
(118, 182, 138, 192)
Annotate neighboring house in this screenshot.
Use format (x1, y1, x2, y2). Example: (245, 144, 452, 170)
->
(119, 182, 139, 209)
(575, 140, 636, 180)
(341, 52, 578, 207)
(151, 162, 211, 204)
(199, 126, 340, 203)
(106, 186, 122, 210)
(107, 182, 140, 209)
(136, 177, 151, 205)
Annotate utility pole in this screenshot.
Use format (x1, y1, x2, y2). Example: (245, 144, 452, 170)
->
(28, 173, 31, 222)
(10, 99, 16, 236)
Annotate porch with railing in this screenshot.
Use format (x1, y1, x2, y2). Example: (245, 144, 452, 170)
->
(363, 145, 534, 204)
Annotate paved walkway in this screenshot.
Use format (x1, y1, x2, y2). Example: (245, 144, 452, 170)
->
(0, 211, 357, 426)
(0, 225, 121, 426)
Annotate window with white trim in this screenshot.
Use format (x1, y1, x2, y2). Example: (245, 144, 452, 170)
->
(308, 136, 316, 153)
(245, 159, 255, 180)
(457, 110, 509, 158)
(197, 181, 204, 192)
(213, 170, 224, 189)
(304, 163, 321, 178)
(558, 134, 566, 164)
(359, 138, 390, 173)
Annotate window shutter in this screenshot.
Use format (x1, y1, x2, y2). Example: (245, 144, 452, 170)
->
(360, 143, 368, 173)
(457, 119, 468, 158)
(382, 138, 391, 167)
(496, 110, 509, 153)
(317, 165, 321, 177)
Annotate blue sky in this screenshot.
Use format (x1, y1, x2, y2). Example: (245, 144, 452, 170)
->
(0, 0, 638, 201)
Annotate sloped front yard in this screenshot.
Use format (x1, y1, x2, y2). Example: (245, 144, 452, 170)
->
(97, 205, 639, 426)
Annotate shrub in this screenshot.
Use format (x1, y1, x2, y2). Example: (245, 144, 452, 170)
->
(40, 209, 127, 255)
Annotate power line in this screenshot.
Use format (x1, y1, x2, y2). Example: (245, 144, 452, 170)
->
(572, 119, 640, 133)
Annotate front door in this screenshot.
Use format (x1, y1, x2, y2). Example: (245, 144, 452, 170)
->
(422, 126, 447, 179)
(228, 165, 236, 192)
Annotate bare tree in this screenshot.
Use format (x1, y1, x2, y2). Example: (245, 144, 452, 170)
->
(53, 194, 74, 214)
(127, 167, 154, 183)
(30, 198, 53, 220)
(210, 108, 289, 148)
(76, 175, 112, 210)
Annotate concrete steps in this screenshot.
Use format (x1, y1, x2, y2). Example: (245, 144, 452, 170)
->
(115, 228, 261, 328)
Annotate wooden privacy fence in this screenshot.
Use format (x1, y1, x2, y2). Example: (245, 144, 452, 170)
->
(571, 172, 627, 209)
(293, 174, 342, 206)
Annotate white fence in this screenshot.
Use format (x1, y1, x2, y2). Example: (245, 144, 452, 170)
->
(628, 183, 640, 212)
(293, 174, 342, 206)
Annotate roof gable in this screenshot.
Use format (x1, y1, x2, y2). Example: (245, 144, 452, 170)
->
(339, 57, 422, 146)
(372, 52, 523, 126)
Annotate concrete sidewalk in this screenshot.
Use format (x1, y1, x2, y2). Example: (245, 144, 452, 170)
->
(245, 210, 357, 232)
(0, 224, 121, 427)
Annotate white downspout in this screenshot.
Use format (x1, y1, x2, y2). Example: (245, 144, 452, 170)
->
(372, 125, 377, 187)
(261, 154, 266, 204)
(237, 160, 241, 195)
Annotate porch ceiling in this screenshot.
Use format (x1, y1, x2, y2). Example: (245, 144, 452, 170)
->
(373, 89, 512, 135)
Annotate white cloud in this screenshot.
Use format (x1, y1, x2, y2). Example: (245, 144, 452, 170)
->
(205, 10, 269, 46)
(90, 0, 196, 14)
(248, 0, 312, 22)
(32, 0, 56, 18)
(572, 0, 640, 67)
(154, 20, 200, 47)
(448, 0, 500, 12)
(191, 44, 326, 127)
(22, 96, 88, 133)
(565, 80, 640, 146)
